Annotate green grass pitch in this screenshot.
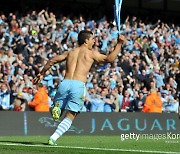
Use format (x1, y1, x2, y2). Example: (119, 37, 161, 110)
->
(0, 136, 179, 154)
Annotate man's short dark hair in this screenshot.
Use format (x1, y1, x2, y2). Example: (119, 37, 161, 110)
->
(78, 30, 93, 46)
(38, 83, 44, 88)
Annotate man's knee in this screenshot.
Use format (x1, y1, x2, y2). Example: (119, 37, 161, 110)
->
(65, 110, 78, 121)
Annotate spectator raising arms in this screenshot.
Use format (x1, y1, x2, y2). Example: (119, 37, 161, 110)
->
(0, 10, 179, 114)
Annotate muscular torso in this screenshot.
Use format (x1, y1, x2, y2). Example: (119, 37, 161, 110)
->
(65, 46, 94, 83)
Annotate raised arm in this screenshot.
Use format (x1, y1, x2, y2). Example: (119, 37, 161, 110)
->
(92, 35, 125, 63)
(33, 51, 68, 84)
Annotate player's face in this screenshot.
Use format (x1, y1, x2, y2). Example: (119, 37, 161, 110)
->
(88, 35, 95, 49)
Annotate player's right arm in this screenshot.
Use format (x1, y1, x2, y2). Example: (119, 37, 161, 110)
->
(92, 35, 125, 63)
(33, 51, 69, 84)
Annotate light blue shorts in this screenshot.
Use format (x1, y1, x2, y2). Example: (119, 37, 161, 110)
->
(53, 79, 85, 113)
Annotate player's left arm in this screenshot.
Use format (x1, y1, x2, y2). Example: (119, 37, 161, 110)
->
(92, 35, 125, 63)
(92, 50, 107, 63)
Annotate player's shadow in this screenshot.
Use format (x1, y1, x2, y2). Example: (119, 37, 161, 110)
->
(0, 140, 47, 145)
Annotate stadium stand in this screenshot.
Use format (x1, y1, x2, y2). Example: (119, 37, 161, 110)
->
(0, 8, 179, 113)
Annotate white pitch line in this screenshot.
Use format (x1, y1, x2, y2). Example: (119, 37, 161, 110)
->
(0, 143, 179, 154)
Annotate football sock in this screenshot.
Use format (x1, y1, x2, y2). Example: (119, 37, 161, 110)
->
(50, 117, 72, 141)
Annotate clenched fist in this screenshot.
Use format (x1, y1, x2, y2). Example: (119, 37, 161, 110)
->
(118, 35, 126, 43)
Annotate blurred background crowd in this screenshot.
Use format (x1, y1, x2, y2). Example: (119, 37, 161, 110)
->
(0, 9, 179, 113)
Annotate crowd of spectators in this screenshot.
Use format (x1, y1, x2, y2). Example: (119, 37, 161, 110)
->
(0, 10, 179, 113)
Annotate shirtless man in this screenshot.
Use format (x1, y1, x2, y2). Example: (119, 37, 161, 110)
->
(33, 30, 125, 145)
